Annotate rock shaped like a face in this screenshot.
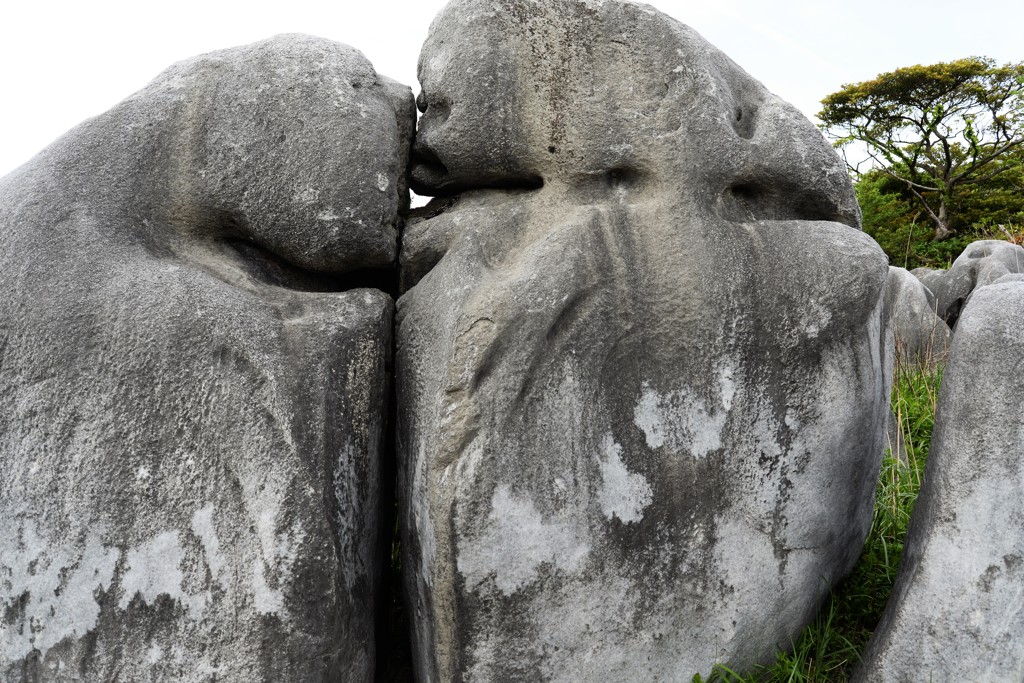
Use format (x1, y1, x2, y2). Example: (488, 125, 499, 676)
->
(398, 1, 890, 680)
(0, 35, 412, 682)
(410, 0, 538, 194)
(173, 36, 412, 274)
(856, 280, 1024, 682)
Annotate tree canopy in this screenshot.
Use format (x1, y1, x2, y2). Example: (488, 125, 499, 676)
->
(820, 57, 1024, 240)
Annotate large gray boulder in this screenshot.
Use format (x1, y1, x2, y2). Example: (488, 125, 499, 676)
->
(913, 240, 1024, 329)
(0, 35, 412, 681)
(856, 279, 1024, 682)
(398, 1, 892, 679)
(886, 266, 950, 367)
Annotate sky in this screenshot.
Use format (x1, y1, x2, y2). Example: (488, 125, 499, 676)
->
(1, 0, 1022, 179)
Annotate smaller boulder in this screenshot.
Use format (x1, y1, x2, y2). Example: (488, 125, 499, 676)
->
(886, 267, 949, 367)
(914, 240, 1024, 329)
(856, 279, 1024, 682)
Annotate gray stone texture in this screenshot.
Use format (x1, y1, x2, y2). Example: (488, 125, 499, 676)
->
(856, 279, 1024, 682)
(885, 266, 950, 367)
(398, 1, 892, 679)
(909, 266, 947, 305)
(0, 35, 413, 681)
(912, 240, 1024, 329)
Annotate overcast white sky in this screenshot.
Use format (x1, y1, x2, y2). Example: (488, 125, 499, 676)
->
(1, 0, 1022, 178)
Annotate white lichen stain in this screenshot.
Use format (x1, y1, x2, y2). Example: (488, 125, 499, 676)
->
(457, 485, 589, 595)
(633, 364, 735, 458)
(802, 298, 832, 339)
(250, 516, 305, 616)
(190, 504, 224, 585)
(256, 506, 278, 569)
(251, 560, 284, 615)
(1, 522, 120, 661)
(146, 642, 164, 663)
(412, 444, 437, 588)
(719, 364, 737, 410)
(633, 386, 668, 448)
(596, 434, 652, 524)
(376, 172, 389, 192)
(119, 531, 205, 615)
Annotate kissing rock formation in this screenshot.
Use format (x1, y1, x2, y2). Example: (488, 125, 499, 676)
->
(1, 2, 899, 681)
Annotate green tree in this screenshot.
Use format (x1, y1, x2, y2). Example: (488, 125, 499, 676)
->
(820, 57, 1024, 240)
(851, 146, 1024, 269)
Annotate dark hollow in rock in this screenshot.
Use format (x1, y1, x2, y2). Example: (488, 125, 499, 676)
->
(913, 240, 1024, 330)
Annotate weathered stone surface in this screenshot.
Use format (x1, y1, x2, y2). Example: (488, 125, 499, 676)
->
(913, 240, 1024, 328)
(886, 266, 950, 366)
(398, 1, 891, 679)
(909, 266, 946, 299)
(0, 35, 412, 681)
(856, 280, 1024, 682)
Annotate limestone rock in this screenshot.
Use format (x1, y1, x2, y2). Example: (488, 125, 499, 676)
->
(0, 35, 413, 681)
(856, 280, 1024, 682)
(913, 240, 1024, 329)
(398, 1, 891, 679)
(909, 266, 946, 301)
(886, 266, 950, 366)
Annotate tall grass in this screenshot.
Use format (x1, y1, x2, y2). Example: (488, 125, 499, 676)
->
(698, 360, 942, 683)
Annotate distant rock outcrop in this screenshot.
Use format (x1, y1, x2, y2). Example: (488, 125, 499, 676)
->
(0, 35, 412, 682)
(856, 279, 1024, 682)
(397, 1, 892, 679)
(912, 240, 1024, 329)
(886, 266, 950, 366)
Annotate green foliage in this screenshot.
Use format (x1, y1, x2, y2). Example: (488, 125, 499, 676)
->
(855, 175, 963, 269)
(702, 364, 942, 682)
(855, 158, 1024, 269)
(820, 57, 1024, 240)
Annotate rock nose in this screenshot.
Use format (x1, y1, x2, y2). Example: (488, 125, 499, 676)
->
(409, 138, 449, 195)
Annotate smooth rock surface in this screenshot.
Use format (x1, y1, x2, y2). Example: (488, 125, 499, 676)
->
(0, 35, 412, 681)
(856, 279, 1024, 682)
(909, 266, 947, 304)
(913, 240, 1024, 329)
(886, 266, 950, 366)
(398, 1, 892, 679)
